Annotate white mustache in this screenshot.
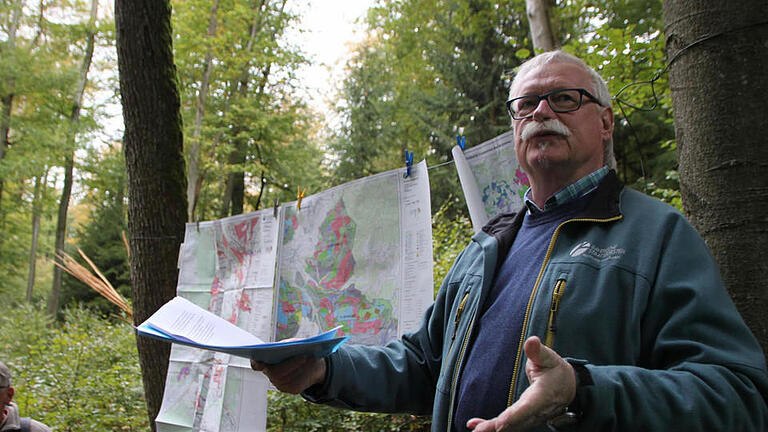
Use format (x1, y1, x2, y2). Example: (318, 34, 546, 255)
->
(520, 120, 571, 142)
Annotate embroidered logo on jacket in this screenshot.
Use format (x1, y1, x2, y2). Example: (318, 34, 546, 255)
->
(570, 241, 625, 262)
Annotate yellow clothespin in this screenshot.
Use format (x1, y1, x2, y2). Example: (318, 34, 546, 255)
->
(296, 186, 306, 211)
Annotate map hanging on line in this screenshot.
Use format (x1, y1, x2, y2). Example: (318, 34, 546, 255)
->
(453, 129, 529, 232)
(157, 209, 279, 432)
(276, 159, 434, 345)
(155, 160, 434, 432)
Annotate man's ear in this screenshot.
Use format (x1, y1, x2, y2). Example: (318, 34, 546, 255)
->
(599, 106, 614, 141)
(6, 386, 13, 401)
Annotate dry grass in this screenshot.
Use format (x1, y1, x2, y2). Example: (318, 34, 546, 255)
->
(53, 248, 133, 321)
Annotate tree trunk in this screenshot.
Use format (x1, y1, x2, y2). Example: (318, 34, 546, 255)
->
(254, 166, 267, 211)
(48, 0, 98, 316)
(0, 92, 10, 205)
(48, 155, 74, 316)
(526, 0, 558, 52)
(663, 0, 768, 354)
(0, 92, 11, 237)
(115, 0, 187, 429)
(219, 147, 245, 218)
(187, 0, 220, 222)
(26, 173, 45, 301)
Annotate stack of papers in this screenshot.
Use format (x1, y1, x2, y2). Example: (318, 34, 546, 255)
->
(137, 296, 348, 364)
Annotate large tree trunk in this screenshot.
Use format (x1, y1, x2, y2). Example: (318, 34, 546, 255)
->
(526, 0, 558, 52)
(115, 0, 187, 429)
(48, 0, 98, 316)
(187, 0, 220, 222)
(663, 0, 768, 353)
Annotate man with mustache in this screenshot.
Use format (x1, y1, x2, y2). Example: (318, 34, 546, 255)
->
(253, 50, 768, 431)
(0, 362, 51, 432)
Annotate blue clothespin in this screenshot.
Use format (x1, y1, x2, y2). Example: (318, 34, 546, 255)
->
(403, 149, 414, 178)
(457, 135, 466, 150)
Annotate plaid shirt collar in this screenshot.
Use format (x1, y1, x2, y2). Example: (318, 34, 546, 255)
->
(524, 166, 609, 214)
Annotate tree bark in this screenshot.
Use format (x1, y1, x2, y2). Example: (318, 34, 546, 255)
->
(48, 0, 98, 316)
(663, 0, 768, 353)
(526, 0, 558, 52)
(115, 0, 187, 429)
(187, 0, 220, 222)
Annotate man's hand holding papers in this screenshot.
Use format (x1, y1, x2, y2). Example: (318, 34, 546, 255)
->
(137, 296, 348, 364)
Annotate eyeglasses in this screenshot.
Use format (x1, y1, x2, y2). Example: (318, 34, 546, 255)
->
(506, 88, 603, 120)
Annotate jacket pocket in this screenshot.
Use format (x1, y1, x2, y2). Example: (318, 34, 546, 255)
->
(544, 278, 567, 348)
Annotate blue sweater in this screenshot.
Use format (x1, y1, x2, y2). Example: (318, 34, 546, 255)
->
(453, 196, 589, 431)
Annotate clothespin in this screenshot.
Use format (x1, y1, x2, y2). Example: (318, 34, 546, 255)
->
(296, 186, 306, 211)
(403, 149, 414, 178)
(456, 135, 466, 150)
(273, 198, 279, 218)
(195, 218, 200, 233)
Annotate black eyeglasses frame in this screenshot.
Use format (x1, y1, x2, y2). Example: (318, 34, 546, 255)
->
(506, 88, 603, 120)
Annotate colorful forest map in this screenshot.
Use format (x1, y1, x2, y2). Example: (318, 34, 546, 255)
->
(480, 168, 529, 216)
(276, 175, 404, 346)
(158, 212, 275, 432)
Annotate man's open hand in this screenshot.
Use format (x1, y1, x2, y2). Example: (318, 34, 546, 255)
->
(466, 336, 576, 431)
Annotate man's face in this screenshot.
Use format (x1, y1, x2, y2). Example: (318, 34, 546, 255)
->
(511, 62, 613, 182)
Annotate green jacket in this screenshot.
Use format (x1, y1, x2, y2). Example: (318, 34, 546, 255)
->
(305, 172, 768, 431)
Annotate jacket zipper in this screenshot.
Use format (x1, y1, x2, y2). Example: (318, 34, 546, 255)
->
(451, 292, 470, 344)
(544, 279, 567, 348)
(446, 291, 477, 432)
(506, 216, 622, 407)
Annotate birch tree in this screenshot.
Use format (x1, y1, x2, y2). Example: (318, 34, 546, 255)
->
(526, 0, 558, 52)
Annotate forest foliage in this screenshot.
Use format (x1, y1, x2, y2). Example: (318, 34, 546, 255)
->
(0, 0, 677, 429)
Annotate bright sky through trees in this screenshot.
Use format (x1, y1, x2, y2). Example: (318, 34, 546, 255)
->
(287, 0, 374, 125)
(93, 0, 373, 148)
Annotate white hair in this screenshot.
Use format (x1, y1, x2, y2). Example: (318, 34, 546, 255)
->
(509, 50, 616, 170)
